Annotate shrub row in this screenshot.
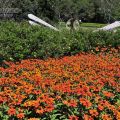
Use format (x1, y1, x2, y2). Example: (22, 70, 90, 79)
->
(0, 21, 120, 61)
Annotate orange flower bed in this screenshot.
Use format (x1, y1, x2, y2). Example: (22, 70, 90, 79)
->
(0, 50, 120, 119)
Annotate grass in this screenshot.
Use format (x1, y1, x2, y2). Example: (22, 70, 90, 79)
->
(58, 22, 107, 30)
(80, 22, 107, 28)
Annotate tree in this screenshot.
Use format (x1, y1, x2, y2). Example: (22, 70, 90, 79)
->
(1, 0, 120, 23)
(0, 0, 15, 19)
(95, 0, 120, 22)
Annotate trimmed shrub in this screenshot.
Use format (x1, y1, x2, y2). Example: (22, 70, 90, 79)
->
(0, 21, 120, 61)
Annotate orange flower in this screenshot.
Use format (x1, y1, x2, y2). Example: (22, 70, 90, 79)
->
(0, 96, 4, 103)
(89, 109, 99, 117)
(7, 107, 16, 116)
(95, 47, 99, 52)
(36, 107, 44, 114)
(17, 113, 25, 119)
(68, 99, 77, 107)
(28, 118, 39, 120)
(45, 105, 54, 112)
(80, 98, 92, 108)
(83, 114, 94, 120)
(116, 111, 120, 120)
(0, 47, 119, 120)
(56, 95, 61, 100)
(69, 115, 79, 120)
(103, 91, 114, 98)
(63, 100, 69, 106)
(101, 114, 112, 120)
(98, 105, 104, 111)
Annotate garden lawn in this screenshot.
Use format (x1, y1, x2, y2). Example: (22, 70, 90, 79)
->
(80, 23, 107, 28)
(0, 48, 120, 120)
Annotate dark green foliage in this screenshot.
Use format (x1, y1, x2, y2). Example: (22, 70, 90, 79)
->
(0, 21, 120, 61)
(1, 0, 120, 23)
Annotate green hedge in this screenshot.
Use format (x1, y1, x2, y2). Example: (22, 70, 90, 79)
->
(0, 21, 120, 61)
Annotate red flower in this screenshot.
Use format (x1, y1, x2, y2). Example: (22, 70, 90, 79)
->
(116, 112, 120, 120)
(45, 105, 54, 112)
(0, 96, 4, 103)
(69, 115, 79, 120)
(17, 113, 25, 119)
(36, 108, 44, 114)
(89, 109, 99, 117)
(0, 48, 120, 120)
(95, 47, 99, 52)
(63, 99, 77, 107)
(28, 118, 39, 120)
(8, 107, 16, 116)
(103, 91, 114, 98)
(83, 114, 94, 120)
(102, 114, 112, 120)
(98, 105, 104, 111)
(63, 100, 69, 106)
(68, 99, 77, 107)
(80, 98, 92, 108)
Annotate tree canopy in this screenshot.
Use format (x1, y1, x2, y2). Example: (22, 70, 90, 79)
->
(0, 0, 120, 23)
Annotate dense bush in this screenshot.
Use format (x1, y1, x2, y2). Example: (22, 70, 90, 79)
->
(0, 21, 120, 61)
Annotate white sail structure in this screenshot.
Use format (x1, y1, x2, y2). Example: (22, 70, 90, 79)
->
(94, 21, 120, 32)
(28, 20, 40, 26)
(28, 14, 59, 31)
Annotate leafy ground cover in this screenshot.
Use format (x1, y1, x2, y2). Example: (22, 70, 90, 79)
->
(0, 47, 120, 120)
